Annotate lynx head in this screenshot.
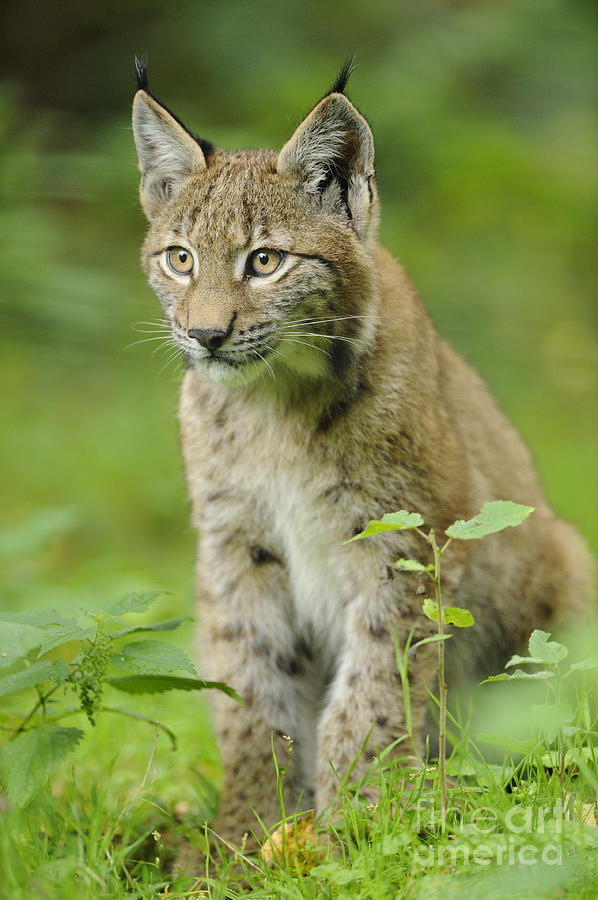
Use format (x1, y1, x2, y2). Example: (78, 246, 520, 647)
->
(132, 61, 380, 394)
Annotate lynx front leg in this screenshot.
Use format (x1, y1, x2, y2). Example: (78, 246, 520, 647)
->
(196, 539, 306, 847)
(206, 638, 302, 847)
(315, 606, 437, 812)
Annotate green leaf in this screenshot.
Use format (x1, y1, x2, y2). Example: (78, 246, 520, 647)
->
(482, 668, 555, 684)
(380, 834, 410, 854)
(505, 654, 548, 668)
(444, 607, 474, 627)
(310, 862, 362, 885)
(445, 501, 534, 541)
(345, 510, 423, 543)
(0, 609, 75, 628)
(531, 703, 573, 742)
(527, 630, 568, 664)
(568, 658, 598, 672)
(411, 634, 453, 650)
(475, 732, 536, 753)
(111, 640, 197, 676)
(107, 674, 240, 701)
(0, 725, 83, 806)
(103, 591, 164, 617)
(421, 599, 474, 627)
(113, 617, 191, 639)
(0, 623, 46, 668)
(49, 660, 71, 684)
(422, 598, 438, 621)
(37, 625, 97, 658)
(396, 558, 429, 573)
(0, 660, 53, 697)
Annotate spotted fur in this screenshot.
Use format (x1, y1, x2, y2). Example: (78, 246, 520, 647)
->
(132, 69, 594, 858)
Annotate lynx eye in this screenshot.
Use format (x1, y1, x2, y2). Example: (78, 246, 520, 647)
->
(166, 246, 194, 276)
(248, 249, 284, 276)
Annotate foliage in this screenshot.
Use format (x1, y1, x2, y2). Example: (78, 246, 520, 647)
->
(0, 593, 237, 807)
(0, 0, 596, 894)
(350, 500, 534, 822)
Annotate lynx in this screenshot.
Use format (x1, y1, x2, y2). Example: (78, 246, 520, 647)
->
(132, 62, 593, 848)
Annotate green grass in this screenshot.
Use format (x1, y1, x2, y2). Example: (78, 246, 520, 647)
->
(1, 0, 597, 894)
(2, 686, 597, 899)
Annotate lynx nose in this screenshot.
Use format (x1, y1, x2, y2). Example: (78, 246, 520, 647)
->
(187, 311, 237, 352)
(188, 327, 228, 351)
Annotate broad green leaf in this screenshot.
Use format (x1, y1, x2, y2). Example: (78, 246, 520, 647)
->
(0, 623, 45, 668)
(0, 725, 83, 806)
(568, 658, 598, 672)
(103, 591, 164, 617)
(444, 759, 512, 781)
(49, 660, 71, 684)
(114, 617, 191, 639)
(411, 634, 453, 651)
(0, 609, 74, 628)
(561, 726, 582, 737)
(505, 654, 549, 668)
(0, 660, 53, 697)
(0, 659, 70, 698)
(422, 598, 437, 621)
(380, 834, 410, 854)
(445, 501, 534, 541)
(107, 674, 240, 701)
(111, 640, 196, 676)
(475, 732, 536, 753)
(527, 630, 568, 664)
(396, 558, 429, 573)
(422, 598, 474, 627)
(444, 607, 474, 628)
(309, 862, 362, 885)
(37, 625, 97, 658)
(482, 668, 554, 683)
(346, 510, 423, 543)
(531, 702, 573, 742)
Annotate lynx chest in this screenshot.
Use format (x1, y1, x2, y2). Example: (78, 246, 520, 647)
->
(179, 372, 394, 652)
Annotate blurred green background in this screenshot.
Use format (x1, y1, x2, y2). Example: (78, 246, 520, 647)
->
(1, 0, 596, 624)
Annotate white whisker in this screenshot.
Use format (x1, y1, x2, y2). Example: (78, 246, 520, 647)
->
(252, 349, 275, 380)
(279, 337, 332, 359)
(285, 314, 379, 328)
(283, 331, 366, 347)
(124, 335, 174, 350)
(158, 349, 183, 377)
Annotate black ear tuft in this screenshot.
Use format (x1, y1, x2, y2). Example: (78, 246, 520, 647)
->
(327, 57, 356, 96)
(135, 55, 149, 92)
(132, 57, 215, 163)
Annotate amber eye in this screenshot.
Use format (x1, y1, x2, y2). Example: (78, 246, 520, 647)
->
(248, 249, 284, 277)
(166, 246, 194, 276)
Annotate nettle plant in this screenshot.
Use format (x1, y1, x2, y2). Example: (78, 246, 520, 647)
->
(349, 500, 535, 821)
(0, 592, 237, 807)
(482, 627, 598, 789)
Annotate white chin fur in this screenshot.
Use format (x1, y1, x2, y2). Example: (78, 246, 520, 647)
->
(198, 356, 263, 388)
(192, 339, 330, 389)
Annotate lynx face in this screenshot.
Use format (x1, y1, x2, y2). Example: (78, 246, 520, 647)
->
(133, 70, 379, 391)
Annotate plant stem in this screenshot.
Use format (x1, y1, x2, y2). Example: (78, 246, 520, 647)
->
(100, 705, 178, 750)
(14, 684, 61, 736)
(430, 531, 448, 828)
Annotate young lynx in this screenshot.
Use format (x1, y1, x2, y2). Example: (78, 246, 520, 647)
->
(132, 62, 593, 846)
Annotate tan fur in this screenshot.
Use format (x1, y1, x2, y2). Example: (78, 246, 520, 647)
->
(132, 78, 594, 853)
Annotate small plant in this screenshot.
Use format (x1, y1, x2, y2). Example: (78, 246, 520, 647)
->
(483, 628, 598, 787)
(0, 591, 238, 807)
(349, 500, 534, 823)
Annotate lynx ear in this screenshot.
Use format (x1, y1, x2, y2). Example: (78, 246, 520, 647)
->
(132, 90, 208, 221)
(277, 93, 375, 241)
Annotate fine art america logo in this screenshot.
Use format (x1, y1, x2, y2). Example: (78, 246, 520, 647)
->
(414, 799, 565, 868)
